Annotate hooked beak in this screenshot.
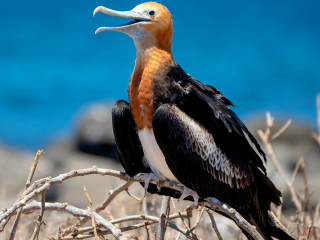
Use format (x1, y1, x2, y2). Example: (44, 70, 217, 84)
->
(93, 6, 151, 34)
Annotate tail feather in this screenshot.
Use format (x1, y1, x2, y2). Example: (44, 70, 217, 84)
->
(241, 210, 295, 240)
(267, 212, 295, 240)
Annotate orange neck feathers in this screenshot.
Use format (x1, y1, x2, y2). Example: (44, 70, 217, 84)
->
(121, 2, 174, 131)
(128, 47, 173, 131)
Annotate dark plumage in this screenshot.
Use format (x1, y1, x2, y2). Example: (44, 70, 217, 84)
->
(95, 2, 294, 239)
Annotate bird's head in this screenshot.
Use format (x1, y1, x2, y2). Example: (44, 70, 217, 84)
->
(94, 2, 173, 54)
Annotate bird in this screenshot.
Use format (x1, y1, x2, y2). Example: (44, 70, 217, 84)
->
(93, 2, 294, 240)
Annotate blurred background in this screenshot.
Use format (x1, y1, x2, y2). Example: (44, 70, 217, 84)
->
(0, 0, 319, 209)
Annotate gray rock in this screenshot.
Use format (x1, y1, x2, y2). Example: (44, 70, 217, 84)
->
(74, 102, 119, 159)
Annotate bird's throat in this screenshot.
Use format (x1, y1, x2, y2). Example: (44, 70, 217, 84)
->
(128, 47, 173, 131)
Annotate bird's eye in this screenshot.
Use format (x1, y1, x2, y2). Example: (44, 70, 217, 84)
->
(149, 10, 155, 16)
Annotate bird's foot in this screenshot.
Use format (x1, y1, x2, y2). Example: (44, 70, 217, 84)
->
(178, 186, 199, 206)
(136, 173, 161, 196)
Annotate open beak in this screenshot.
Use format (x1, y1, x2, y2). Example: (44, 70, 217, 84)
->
(93, 6, 151, 34)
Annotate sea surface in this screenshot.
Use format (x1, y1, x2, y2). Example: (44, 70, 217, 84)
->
(0, 0, 319, 150)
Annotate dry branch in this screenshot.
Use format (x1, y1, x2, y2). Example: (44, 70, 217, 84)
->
(9, 149, 43, 240)
(157, 196, 170, 240)
(29, 192, 46, 240)
(55, 222, 156, 240)
(190, 207, 205, 233)
(201, 198, 263, 240)
(0, 165, 267, 240)
(206, 209, 223, 240)
(257, 112, 302, 213)
(0, 168, 183, 225)
(8, 201, 190, 238)
(84, 186, 99, 240)
(271, 119, 292, 140)
(63, 181, 134, 236)
(5, 110, 314, 240)
(257, 110, 320, 239)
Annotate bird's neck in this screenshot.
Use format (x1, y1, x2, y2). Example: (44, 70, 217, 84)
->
(128, 46, 173, 131)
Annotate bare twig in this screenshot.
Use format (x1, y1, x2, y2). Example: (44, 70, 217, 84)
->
(301, 159, 318, 239)
(0, 165, 269, 240)
(165, 218, 200, 240)
(314, 199, 320, 226)
(271, 119, 292, 140)
(157, 196, 170, 240)
(65, 218, 201, 240)
(201, 198, 263, 240)
(178, 211, 190, 231)
(10, 201, 188, 224)
(58, 212, 194, 240)
(291, 157, 304, 185)
(84, 186, 99, 240)
(72, 181, 133, 233)
(11, 200, 126, 240)
(30, 192, 46, 240)
(0, 168, 183, 225)
(126, 190, 142, 201)
(257, 112, 302, 213)
(145, 222, 151, 240)
(206, 209, 223, 240)
(25, 150, 44, 189)
(56, 222, 156, 240)
(9, 149, 43, 240)
(12, 201, 189, 239)
(1, 144, 292, 240)
(190, 207, 205, 232)
(303, 224, 313, 240)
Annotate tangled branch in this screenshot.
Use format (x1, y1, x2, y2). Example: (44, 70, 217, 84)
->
(2, 96, 320, 239)
(0, 159, 264, 239)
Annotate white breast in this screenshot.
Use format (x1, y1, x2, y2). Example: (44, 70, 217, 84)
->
(138, 128, 178, 182)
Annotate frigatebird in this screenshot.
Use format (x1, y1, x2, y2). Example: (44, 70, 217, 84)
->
(93, 2, 294, 239)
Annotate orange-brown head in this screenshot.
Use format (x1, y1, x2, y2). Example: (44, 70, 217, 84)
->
(94, 2, 174, 131)
(94, 2, 173, 54)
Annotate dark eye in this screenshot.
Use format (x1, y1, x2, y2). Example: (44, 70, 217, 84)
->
(149, 10, 155, 16)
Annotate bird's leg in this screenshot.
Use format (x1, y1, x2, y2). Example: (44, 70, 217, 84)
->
(178, 186, 199, 206)
(136, 173, 161, 196)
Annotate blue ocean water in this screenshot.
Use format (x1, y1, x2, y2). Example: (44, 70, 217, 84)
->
(0, 0, 319, 150)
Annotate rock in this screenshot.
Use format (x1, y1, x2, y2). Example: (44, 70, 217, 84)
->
(74, 102, 119, 160)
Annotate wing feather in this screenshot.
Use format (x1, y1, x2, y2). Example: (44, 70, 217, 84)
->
(153, 104, 253, 189)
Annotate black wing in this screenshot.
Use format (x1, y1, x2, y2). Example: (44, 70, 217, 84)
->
(152, 104, 265, 205)
(159, 63, 267, 175)
(152, 104, 285, 240)
(112, 100, 183, 198)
